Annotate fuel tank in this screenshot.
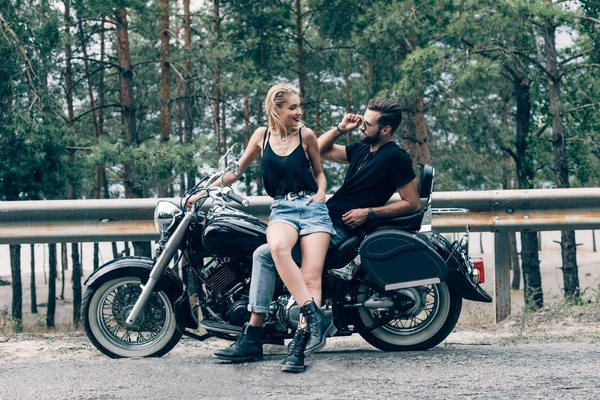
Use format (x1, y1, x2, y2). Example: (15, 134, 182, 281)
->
(359, 228, 448, 291)
(202, 206, 267, 257)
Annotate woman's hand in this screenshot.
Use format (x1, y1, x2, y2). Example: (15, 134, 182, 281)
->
(305, 191, 327, 205)
(186, 191, 206, 209)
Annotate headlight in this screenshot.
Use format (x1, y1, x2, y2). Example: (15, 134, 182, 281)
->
(154, 200, 182, 233)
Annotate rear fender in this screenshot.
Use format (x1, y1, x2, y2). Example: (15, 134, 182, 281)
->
(423, 232, 493, 303)
(84, 256, 199, 328)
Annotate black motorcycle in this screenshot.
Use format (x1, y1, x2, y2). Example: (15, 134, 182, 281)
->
(82, 144, 492, 358)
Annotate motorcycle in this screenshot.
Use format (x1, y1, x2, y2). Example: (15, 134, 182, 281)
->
(82, 144, 492, 358)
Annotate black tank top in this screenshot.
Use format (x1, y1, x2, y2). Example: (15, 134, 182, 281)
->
(261, 128, 318, 198)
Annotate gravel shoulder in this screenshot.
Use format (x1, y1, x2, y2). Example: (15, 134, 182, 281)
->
(1, 310, 599, 364)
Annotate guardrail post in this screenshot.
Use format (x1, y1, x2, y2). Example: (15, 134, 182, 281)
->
(494, 232, 511, 322)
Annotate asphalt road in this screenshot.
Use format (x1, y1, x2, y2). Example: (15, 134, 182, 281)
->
(1, 340, 599, 400)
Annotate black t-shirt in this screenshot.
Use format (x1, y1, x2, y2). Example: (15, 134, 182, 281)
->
(326, 141, 416, 230)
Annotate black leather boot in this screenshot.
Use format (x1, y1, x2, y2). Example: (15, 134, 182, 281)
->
(301, 300, 337, 355)
(281, 328, 308, 373)
(213, 323, 264, 362)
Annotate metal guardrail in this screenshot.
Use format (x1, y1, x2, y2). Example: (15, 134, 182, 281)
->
(1, 188, 599, 322)
(1, 188, 599, 244)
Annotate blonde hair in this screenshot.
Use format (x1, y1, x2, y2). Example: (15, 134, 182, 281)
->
(264, 83, 303, 136)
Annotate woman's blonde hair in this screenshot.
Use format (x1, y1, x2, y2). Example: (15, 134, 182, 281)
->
(264, 83, 302, 135)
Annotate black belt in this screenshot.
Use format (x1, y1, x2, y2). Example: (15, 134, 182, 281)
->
(274, 191, 309, 201)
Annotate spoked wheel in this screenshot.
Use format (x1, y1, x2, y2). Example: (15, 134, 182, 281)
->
(354, 281, 462, 351)
(82, 277, 181, 358)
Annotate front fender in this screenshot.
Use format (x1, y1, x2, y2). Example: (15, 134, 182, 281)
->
(84, 256, 198, 328)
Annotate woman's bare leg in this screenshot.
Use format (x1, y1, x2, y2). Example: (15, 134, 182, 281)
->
(267, 223, 312, 306)
(299, 232, 331, 307)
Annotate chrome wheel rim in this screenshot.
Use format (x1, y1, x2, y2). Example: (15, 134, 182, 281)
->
(95, 279, 173, 350)
(360, 284, 441, 335)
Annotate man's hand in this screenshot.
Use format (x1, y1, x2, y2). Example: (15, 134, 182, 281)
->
(341, 208, 369, 229)
(339, 113, 362, 133)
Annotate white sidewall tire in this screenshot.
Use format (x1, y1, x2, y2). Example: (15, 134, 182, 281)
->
(356, 282, 462, 351)
(84, 277, 179, 358)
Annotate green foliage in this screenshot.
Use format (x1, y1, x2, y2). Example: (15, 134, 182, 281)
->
(2, 0, 600, 199)
(0, 1, 69, 201)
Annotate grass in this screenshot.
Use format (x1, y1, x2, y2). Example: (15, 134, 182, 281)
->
(0, 308, 82, 336)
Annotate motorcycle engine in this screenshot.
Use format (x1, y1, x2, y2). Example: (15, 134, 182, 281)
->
(277, 295, 301, 331)
(199, 257, 251, 326)
(200, 257, 244, 292)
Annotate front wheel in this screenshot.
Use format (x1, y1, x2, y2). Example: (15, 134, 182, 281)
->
(353, 281, 462, 351)
(82, 276, 182, 358)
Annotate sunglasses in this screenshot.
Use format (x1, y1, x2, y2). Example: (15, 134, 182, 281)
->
(359, 118, 375, 129)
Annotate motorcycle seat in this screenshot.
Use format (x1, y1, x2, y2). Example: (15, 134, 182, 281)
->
(324, 233, 361, 270)
(365, 209, 425, 233)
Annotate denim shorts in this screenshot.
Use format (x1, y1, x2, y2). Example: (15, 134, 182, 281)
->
(268, 195, 336, 237)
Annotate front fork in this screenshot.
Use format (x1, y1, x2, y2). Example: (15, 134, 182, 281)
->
(125, 212, 195, 325)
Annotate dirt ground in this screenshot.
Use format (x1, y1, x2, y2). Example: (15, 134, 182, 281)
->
(0, 230, 599, 363)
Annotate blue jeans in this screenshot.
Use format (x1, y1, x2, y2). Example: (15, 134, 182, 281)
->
(247, 224, 349, 314)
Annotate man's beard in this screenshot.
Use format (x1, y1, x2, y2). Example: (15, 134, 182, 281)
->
(359, 128, 381, 145)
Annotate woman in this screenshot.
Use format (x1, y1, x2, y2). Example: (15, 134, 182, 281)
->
(187, 83, 336, 372)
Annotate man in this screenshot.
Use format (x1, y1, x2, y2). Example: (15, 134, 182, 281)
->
(214, 98, 421, 372)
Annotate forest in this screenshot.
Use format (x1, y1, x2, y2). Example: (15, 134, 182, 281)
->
(1, 0, 599, 330)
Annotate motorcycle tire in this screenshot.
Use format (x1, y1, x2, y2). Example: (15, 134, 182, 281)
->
(82, 276, 182, 358)
(353, 281, 462, 351)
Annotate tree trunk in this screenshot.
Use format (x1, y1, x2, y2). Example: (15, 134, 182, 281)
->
(221, 93, 227, 154)
(344, 60, 353, 145)
(77, 17, 107, 203)
(413, 94, 430, 164)
(176, 71, 186, 195)
(366, 60, 374, 98)
(509, 233, 521, 290)
(255, 91, 264, 195)
(160, 0, 170, 142)
(132, 242, 151, 258)
(295, 0, 305, 103)
(115, 6, 138, 199)
(402, 98, 418, 163)
(513, 73, 543, 309)
(60, 243, 67, 300)
(183, 0, 194, 189)
(63, 0, 74, 125)
(158, 0, 171, 197)
(76, 19, 100, 138)
(521, 232, 543, 309)
(213, 0, 222, 154)
(315, 102, 320, 135)
(47, 244, 57, 328)
(502, 95, 520, 290)
(10, 244, 22, 332)
(72, 243, 82, 326)
(112, 242, 120, 259)
(115, 7, 137, 145)
(30, 244, 37, 314)
(543, 17, 579, 299)
(243, 94, 252, 195)
(93, 242, 99, 271)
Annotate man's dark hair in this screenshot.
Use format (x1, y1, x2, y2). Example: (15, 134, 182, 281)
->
(367, 98, 403, 135)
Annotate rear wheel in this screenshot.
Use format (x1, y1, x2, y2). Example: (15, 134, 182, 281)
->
(354, 281, 462, 351)
(82, 276, 181, 358)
